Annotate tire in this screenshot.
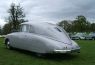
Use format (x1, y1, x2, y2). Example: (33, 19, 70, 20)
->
(6, 40, 12, 49)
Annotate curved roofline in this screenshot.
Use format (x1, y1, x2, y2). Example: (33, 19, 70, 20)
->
(21, 22, 56, 26)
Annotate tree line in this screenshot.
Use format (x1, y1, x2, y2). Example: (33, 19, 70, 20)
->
(0, 3, 95, 35)
(58, 15, 95, 33)
(1, 3, 27, 35)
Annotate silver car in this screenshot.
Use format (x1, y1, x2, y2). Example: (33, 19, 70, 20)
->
(5, 22, 80, 55)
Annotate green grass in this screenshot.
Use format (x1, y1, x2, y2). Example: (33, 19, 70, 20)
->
(0, 38, 95, 65)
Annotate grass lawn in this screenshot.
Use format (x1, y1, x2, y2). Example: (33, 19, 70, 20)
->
(0, 38, 95, 65)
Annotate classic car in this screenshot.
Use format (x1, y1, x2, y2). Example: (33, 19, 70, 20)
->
(4, 22, 80, 56)
(85, 32, 95, 40)
(70, 33, 86, 40)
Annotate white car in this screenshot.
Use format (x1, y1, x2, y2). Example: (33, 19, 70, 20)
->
(71, 33, 85, 40)
(5, 22, 80, 55)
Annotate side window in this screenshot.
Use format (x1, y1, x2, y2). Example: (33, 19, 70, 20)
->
(21, 25, 29, 32)
(55, 27, 62, 32)
(20, 24, 35, 33)
(29, 25, 35, 33)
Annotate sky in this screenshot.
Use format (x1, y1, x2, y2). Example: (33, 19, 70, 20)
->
(0, 0, 95, 27)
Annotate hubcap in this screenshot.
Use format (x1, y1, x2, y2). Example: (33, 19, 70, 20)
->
(6, 41, 10, 49)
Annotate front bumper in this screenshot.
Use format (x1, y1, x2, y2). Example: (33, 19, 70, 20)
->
(53, 49, 80, 53)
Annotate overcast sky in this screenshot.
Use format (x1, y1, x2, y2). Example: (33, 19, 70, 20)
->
(0, 0, 95, 26)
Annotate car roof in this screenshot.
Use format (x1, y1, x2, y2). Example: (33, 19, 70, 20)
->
(21, 22, 56, 27)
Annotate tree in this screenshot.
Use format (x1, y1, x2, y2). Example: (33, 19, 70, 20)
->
(3, 3, 27, 34)
(8, 3, 26, 31)
(85, 21, 91, 32)
(90, 23, 95, 32)
(72, 15, 88, 32)
(0, 26, 1, 35)
(58, 20, 72, 32)
(58, 21, 64, 27)
(58, 15, 92, 33)
(2, 23, 12, 34)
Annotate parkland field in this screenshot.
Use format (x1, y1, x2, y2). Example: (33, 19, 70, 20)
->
(0, 37, 95, 65)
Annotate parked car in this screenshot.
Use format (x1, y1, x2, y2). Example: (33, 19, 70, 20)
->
(4, 22, 80, 56)
(0, 35, 2, 38)
(70, 33, 85, 40)
(91, 33, 95, 40)
(70, 35, 80, 40)
(85, 32, 95, 40)
(0, 35, 6, 38)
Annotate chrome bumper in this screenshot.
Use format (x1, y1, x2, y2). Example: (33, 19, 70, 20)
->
(53, 49, 80, 53)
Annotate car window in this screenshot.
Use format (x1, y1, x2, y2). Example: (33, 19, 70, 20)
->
(21, 25, 29, 32)
(55, 27, 62, 32)
(21, 24, 35, 33)
(29, 25, 35, 33)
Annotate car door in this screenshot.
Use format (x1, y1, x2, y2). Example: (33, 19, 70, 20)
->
(17, 24, 38, 51)
(15, 24, 30, 50)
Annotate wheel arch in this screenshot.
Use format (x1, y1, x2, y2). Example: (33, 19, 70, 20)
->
(5, 38, 9, 45)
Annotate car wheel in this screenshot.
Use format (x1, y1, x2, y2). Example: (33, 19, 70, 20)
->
(6, 40, 12, 49)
